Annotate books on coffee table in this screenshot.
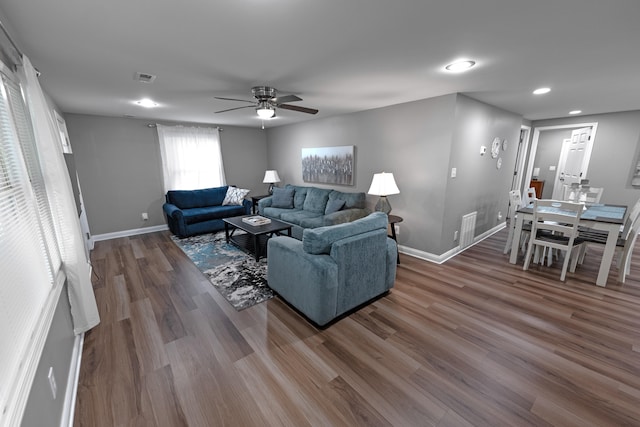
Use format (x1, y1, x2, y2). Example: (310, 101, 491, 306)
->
(242, 215, 271, 226)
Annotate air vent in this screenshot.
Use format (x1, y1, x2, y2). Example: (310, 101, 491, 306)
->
(134, 72, 157, 83)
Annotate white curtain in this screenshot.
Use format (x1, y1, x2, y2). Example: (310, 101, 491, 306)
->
(157, 124, 226, 192)
(19, 56, 100, 334)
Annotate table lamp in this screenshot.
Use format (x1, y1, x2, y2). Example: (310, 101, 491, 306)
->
(368, 172, 400, 214)
(263, 170, 281, 195)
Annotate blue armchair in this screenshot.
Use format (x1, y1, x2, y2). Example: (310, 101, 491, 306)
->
(267, 212, 397, 326)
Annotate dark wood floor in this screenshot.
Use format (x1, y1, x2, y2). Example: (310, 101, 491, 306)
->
(74, 228, 640, 426)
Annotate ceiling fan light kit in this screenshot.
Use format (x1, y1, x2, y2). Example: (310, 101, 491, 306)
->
(215, 86, 318, 122)
(256, 100, 275, 119)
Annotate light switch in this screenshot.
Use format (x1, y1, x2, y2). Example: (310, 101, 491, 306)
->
(549, 165, 556, 171)
(451, 168, 457, 178)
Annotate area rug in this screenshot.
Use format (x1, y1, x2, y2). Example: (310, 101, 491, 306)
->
(170, 231, 273, 310)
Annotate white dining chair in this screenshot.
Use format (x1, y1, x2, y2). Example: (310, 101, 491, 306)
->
(523, 200, 586, 281)
(503, 190, 532, 254)
(522, 187, 537, 207)
(617, 219, 640, 283)
(577, 196, 640, 282)
(562, 183, 578, 202)
(579, 186, 604, 204)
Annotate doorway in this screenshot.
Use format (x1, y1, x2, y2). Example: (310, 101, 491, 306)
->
(524, 122, 598, 200)
(507, 126, 530, 220)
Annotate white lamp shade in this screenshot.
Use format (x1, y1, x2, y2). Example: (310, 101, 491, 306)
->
(368, 172, 400, 196)
(256, 101, 275, 119)
(257, 107, 275, 119)
(263, 170, 281, 183)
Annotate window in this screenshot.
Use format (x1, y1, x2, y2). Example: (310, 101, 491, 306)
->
(156, 124, 226, 191)
(0, 65, 62, 424)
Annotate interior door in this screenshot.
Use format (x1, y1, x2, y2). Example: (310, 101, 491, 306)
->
(551, 127, 592, 199)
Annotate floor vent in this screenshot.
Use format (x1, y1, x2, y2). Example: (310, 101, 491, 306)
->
(460, 211, 477, 248)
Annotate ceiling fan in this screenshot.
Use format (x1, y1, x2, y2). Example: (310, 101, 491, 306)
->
(215, 86, 318, 119)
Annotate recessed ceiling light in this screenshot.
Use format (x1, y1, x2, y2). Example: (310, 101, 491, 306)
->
(569, 110, 582, 115)
(134, 98, 158, 108)
(444, 60, 476, 72)
(533, 87, 551, 95)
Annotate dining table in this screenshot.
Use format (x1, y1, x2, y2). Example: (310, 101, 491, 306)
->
(509, 203, 627, 286)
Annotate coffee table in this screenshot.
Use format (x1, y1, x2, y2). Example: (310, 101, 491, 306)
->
(223, 215, 292, 261)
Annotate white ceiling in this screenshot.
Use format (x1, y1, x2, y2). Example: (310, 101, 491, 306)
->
(2, 0, 639, 129)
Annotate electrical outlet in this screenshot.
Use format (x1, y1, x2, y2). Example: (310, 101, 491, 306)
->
(454, 230, 459, 241)
(48, 367, 57, 399)
(451, 167, 457, 178)
(497, 211, 503, 221)
(394, 225, 400, 236)
(141, 212, 148, 221)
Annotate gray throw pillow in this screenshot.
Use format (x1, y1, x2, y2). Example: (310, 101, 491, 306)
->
(222, 186, 250, 205)
(325, 199, 345, 214)
(271, 187, 295, 208)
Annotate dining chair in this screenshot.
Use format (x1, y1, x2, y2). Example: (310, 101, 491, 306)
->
(579, 186, 604, 204)
(577, 196, 640, 281)
(523, 199, 586, 281)
(503, 189, 532, 254)
(618, 219, 640, 283)
(562, 183, 580, 202)
(522, 187, 537, 207)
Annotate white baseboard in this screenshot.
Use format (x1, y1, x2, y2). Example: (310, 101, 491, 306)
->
(399, 222, 506, 264)
(61, 333, 84, 427)
(92, 224, 168, 241)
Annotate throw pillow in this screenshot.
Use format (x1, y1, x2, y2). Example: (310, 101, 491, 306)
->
(271, 187, 295, 208)
(222, 186, 250, 206)
(325, 199, 345, 214)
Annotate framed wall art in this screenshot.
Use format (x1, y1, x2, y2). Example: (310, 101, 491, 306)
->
(302, 145, 354, 185)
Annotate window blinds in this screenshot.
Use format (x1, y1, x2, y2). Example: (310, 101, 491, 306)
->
(0, 66, 60, 424)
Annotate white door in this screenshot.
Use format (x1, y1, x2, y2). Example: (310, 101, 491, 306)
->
(551, 127, 593, 199)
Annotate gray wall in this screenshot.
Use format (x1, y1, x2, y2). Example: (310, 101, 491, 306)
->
(65, 114, 268, 235)
(21, 285, 76, 427)
(532, 110, 640, 208)
(444, 95, 522, 253)
(266, 93, 522, 255)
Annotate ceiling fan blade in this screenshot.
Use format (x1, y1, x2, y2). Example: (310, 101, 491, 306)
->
(215, 105, 255, 113)
(214, 96, 254, 104)
(274, 94, 302, 104)
(278, 104, 319, 115)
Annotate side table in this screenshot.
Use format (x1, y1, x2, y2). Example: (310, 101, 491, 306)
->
(387, 214, 403, 264)
(251, 194, 270, 214)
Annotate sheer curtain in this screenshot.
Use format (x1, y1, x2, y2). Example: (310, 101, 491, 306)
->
(19, 56, 99, 334)
(156, 124, 226, 192)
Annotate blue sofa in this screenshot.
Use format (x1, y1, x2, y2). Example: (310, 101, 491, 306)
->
(163, 186, 251, 238)
(258, 184, 369, 240)
(267, 212, 397, 326)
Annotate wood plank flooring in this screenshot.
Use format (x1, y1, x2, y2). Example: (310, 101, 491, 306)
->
(74, 228, 640, 426)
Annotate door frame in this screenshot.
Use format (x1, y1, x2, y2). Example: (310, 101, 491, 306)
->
(524, 121, 598, 198)
(507, 125, 531, 220)
(513, 125, 531, 195)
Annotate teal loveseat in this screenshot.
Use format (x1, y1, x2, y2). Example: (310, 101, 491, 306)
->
(258, 184, 369, 240)
(267, 212, 397, 326)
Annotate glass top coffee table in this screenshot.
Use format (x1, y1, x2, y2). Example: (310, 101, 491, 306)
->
(223, 215, 292, 261)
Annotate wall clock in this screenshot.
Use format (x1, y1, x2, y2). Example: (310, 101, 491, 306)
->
(491, 137, 501, 158)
